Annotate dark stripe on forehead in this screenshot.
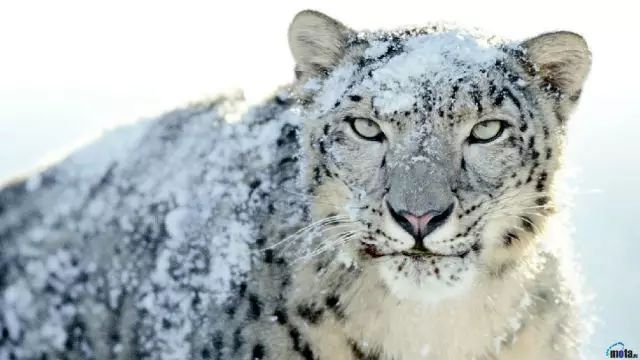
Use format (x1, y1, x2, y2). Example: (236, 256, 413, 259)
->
(494, 87, 521, 110)
(447, 84, 460, 113)
(488, 81, 497, 96)
(470, 84, 483, 114)
(495, 86, 531, 132)
(501, 87, 521, 110)
(356, 39, 406, 69)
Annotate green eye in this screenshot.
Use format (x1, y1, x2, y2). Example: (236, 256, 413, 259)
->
(348, 117, 385, 141)
(469, 120, 507, 143)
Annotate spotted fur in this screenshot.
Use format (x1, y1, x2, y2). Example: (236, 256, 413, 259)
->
(0, 10, 590, 360)
(287, 10, 591, 359)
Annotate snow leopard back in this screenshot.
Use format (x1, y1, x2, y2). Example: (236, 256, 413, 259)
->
(0, 93, 313, 359)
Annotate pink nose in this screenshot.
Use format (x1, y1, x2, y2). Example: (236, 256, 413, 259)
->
(403, 213, 434, 237)
(386, 201, 455, 244)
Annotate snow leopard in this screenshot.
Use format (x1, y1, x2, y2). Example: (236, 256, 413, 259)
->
(0, 9, 591, 360)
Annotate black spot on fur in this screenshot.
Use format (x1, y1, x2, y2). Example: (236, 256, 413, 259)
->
(255, 237, 267, 247)
(252, 343, 265, 359)
(300, 344, 316, 360)
(289, 327, 302, 351)
(349, 95, 362, 102)
(470, 87, 483, 113)
(297, 304, 324, 325)
(488, 82, 497, 96)
(212, 331, 224, 358)
(232, 328, 243, 354)
(536, 171, 548, 192)
(536, 196, 550, 206)
(238, 282, 247, 298)
(450, 84, 460, 101)
(500, 87, 521, 109)
(247, 294, 262, 320)
(493, 92, 505, 106)
(313, 166, 322, 184)
(519, 121, 528, 132)
(528, 136, 535, 149)
(318, 140, 327, 155)
(248, 179, 261, 195)
(521, 216, 535, 233)
(225, 301, 237, 317)
(64, 317, 87, 351)
(325, 294, 345, 320)
(531, 149, 540, 160)
(276, 124, 298, 147)
(273, 308, 288, 325)
(503, 232, 519, 246)
(264, 249, 274, 263)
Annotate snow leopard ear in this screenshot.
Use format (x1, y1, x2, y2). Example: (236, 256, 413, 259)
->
(288, 10, 352, 80)
(521, 32, 591, 104)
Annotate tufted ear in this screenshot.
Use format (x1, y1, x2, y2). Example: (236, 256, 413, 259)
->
(288, 10, 352, 80)
(522, 31, 591, 103)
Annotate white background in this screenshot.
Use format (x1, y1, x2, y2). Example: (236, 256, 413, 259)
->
(1, 0, 638, 357)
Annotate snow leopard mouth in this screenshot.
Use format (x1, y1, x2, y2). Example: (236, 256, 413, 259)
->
(360, 242, 474, 260)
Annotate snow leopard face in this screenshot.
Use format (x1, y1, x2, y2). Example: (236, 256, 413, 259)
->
(289, 11, 590, 301)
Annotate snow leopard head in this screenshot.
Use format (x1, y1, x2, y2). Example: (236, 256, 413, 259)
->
(288, 10, 590, 302)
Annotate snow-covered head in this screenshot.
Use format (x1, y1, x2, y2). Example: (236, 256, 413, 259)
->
(288, 10, 590, 301)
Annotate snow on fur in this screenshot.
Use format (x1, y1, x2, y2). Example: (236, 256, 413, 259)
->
(0, 23, 587, 358)
(0, 93, 303, 358)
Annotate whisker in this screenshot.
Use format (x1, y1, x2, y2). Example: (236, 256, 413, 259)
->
(294, 231, 363, 265)
(264, 215, 352, 250)
(279, 223, 358, 253)
(303, 232, 358, 259)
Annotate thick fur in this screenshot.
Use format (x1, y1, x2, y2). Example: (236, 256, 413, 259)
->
(288, 10, 590, 360)
(0, 10, 590, 360)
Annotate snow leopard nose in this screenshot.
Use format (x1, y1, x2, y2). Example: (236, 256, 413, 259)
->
(387, 201, 454, 246)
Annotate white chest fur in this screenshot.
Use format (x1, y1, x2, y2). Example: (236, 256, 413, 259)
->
(289, 252, 576, 360)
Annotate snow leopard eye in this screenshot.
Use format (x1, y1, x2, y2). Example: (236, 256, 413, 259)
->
(469, 120, 508, 143)
(347, 117, 385, 142)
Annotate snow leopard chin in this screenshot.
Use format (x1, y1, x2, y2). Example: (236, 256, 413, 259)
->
(367, 253, 478, 304)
